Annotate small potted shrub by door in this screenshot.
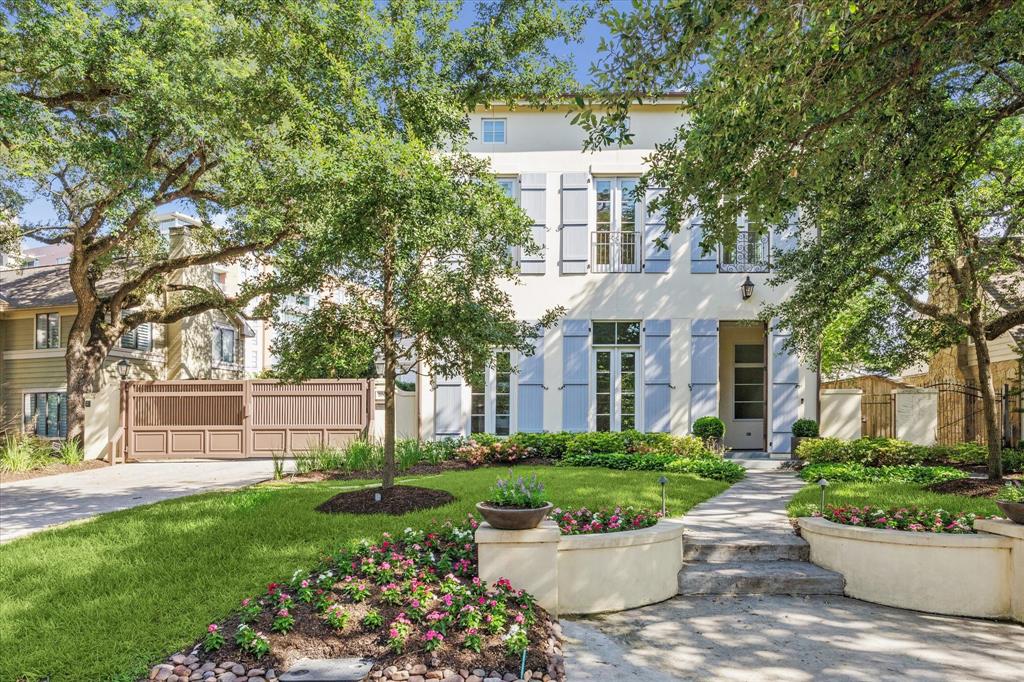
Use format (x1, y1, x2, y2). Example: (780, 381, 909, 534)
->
(692, 416, 726, 452)
(996, 483, 1024, 524)
(791, 419, 820, 458)
(476, 471, 553, 530)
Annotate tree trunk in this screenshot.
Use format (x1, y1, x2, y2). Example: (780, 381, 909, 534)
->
(968, 324, 1002, 480)
(382, 347, 397, 489)
(64, 326, 99, 445)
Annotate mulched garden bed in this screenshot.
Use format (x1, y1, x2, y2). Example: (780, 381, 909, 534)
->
(317, 485, 456, 516)
(281, 458, 557, 484)
(925, 474, 1022, 498)
(145, 519, 565, 682)
(0, 458, 107, 483)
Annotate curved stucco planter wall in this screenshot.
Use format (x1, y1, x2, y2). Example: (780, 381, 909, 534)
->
(799, 517, 1021, 621)
(476, 519, 684, 617)
(557, 519, 685, 614)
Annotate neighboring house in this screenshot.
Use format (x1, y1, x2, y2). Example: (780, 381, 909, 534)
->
(0, 213, 250, 457)
(415, 99, 819, 454)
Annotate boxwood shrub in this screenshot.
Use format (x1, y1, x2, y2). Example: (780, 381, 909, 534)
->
(799, 462, 969, 485)
(692, 416, 726, 440)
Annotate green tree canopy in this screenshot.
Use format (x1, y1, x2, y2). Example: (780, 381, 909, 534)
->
(586, 0, 1023, 477)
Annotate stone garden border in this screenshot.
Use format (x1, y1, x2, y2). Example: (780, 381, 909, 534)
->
(798, 517, 1023, 622)
(476, 519, 685, 617)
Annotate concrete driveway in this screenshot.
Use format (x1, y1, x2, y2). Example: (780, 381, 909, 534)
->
(0, 460, 282, 543)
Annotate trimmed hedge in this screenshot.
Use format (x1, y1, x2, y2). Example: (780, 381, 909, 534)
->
(692, 416, 725, 440)
(560, 451, 746, 483)
(796, 436, 1024, 472)
(799, 462, 969, 485)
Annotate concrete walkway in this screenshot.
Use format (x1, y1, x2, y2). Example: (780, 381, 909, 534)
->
(0, 460, 280, 543)
(563, 595, 1024, 681)
(682, 470, 807, 545)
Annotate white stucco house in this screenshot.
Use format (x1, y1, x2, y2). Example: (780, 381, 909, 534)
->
(416, 98, 819, 454)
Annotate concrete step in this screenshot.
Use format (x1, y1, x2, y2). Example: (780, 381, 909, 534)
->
(684, 537, 810, 563)
(678, 560, 845, 596)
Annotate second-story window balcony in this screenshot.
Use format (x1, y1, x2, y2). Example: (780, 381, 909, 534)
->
(592, 231, 641, 273)
(593, 176, 642, 273)
(720, 230, 770, 272)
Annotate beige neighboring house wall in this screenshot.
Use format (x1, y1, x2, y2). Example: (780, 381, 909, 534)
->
(0, 215, 249, 459)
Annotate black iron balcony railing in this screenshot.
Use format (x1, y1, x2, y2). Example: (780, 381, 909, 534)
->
(592, 230, 641, 273)
(720, 232, 770, 272)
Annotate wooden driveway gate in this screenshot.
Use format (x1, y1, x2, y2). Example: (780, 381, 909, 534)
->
(125, 379, 373, 459)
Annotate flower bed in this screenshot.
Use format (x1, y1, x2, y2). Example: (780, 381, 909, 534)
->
(816, 504, 982, 533)
(552, 506, 661, 535)
(148, 518, 565, 682)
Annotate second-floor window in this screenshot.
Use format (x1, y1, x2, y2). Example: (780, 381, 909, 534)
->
(720, 222, 770, 273)
(593, 177, 641, 273)
(35, 313, 60, 349)
(482, 118, 506, 144)
(120, 322, 152, 351)
(214, 326, 237, 364)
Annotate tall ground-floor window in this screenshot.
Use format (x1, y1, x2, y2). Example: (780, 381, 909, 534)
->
(592, 321, 641, 432)
(23, 391, 68, 438)
(469, 351, 515, 435)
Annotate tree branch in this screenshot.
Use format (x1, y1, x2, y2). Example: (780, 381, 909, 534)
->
(986, 307, 1024, 340)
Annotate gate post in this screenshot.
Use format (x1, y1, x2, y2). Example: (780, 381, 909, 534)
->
(820, 389, 862, 440)
(243, 380, 253, 458)
(894, 388, 939, 446)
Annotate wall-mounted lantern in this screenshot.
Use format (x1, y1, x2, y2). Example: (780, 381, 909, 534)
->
(741, 276, 755, 300)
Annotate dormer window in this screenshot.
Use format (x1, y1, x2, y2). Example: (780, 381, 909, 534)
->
(482, 118, 506, 144)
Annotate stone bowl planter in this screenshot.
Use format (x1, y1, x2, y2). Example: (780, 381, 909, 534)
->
(475, 501, 553, 530)
(996, 501, 1024, 525)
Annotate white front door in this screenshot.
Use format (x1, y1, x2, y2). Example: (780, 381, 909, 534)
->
(595, 348, 638, 432)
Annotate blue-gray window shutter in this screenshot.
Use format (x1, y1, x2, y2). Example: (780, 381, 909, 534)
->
(517, 325, 545, 432)
(770, 326, 800, 453)
(644, 319, 672, 432)
(771, 215, 799, 269)
(643, 188, 670, 273)
(560, 173, 589, 274)
(434, 375, 463, 437)
(561, 319, 589, 431)
(519, 174, 547, 275)
(690, 224, 717, 273)
(689, 319, 718, 427)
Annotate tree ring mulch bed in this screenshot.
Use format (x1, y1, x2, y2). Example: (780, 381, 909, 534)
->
(316, 485, 455, 515)
(925, 475, 1022, 498)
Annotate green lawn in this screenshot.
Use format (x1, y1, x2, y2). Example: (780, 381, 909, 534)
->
(787, 481, 1001, 518)
(0, 465, 727, 682)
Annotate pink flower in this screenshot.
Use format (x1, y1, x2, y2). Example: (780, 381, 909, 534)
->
(389, 628, 399, 638)
(301, 580, 309, 588)
(208, 623, 218, 633)
(241, 598, 251, 607)
(277, 608, 290, 617)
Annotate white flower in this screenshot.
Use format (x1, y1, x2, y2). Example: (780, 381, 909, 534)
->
(503, 624, 522, 641)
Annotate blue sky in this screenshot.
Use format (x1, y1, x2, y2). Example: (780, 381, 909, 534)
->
(17, 6, 612, 235)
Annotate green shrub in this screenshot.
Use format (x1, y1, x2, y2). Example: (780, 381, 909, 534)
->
(795, 437, 850, 462)
(667, 434, 716, 458)
(564, 431, 627, 457)
(1003, 448, 1023, 474)
(800, 462, 968, 485)
(343, 440, 383, 471)
(507, 432, 574, 458)
(57, 438, 84, 465)
(998, 482, 1024, 503)
(692, 416, 725, 440)
(791, 419, 819, 438)
(468, 433, 502, 446)
(0, 434, 52, 472)
(559, 450, 744, 482)
(395, 439, 423, 470)
(665, 457, 746, 483)
(926, 442, 987, 465)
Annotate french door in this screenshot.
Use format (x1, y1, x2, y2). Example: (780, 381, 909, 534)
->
(595, 348, 638, 432)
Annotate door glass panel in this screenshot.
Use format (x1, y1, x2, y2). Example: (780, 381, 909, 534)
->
(735, 402, 764, 419)
(495, 351, 511, 435)
(735, 384, 763, 402)
(593, 323, 616, 346)
(735, 344, 764, 364)
(470, 378, 485, 434)
(616, 321, 641, 345)
(620, 351, 636, 431)
(595, 180, 612, 231)
(735, 366, 763, 383)
(596, 350, 612, 432)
